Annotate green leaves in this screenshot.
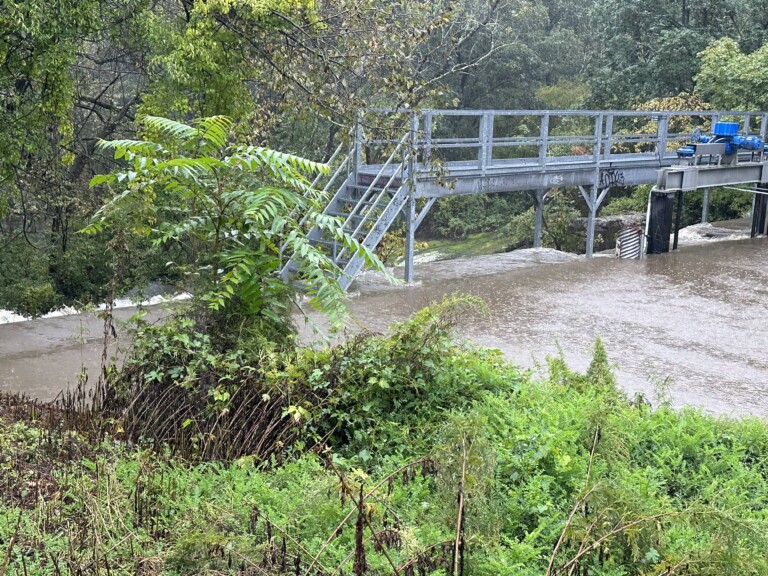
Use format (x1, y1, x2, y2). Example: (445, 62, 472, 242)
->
(86, 114, 385, 339)
(95, 139, 166, 161)
(588, 0, 768, 107)
(695, 38, 768, 111)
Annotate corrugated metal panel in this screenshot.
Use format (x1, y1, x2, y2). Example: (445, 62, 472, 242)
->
(616, 227, 643, 259)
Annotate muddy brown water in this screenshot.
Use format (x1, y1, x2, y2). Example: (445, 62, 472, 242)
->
(2, 228, 767, 417)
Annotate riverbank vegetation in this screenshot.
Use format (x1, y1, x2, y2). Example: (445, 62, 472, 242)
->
(4, 309, 768, 574)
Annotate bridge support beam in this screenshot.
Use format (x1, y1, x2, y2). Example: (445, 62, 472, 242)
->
(752, 184, 768, 237)
(646, 192, 674, 254)
(579, 185, 610, 257)
(404, 195, 416, 283)
(403, 113, 419, 284)
(673, 190, 684, 250)
(701, 188, 710, 223)
(533, 189, 545, 248)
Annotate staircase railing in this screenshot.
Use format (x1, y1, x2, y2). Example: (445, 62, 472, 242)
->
(278, 139, 351, 274)
(335, 133, 409, 254)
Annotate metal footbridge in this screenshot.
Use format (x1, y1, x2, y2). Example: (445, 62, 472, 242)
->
(283, 108, 768, 289)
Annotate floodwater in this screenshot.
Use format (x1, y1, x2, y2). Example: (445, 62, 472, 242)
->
(2, 222, 767, 417)
(0, 308, 141, 401)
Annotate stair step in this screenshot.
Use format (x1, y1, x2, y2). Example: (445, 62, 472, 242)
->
(327, 210, 370, 220)
(338, 197, 387, 207)
(284, 158, 407, 293)
(357, 175, 403, 188)
(347, 183, 387, 191)
(311, 239, 343, 248)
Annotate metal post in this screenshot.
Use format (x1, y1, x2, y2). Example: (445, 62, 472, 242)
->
(751, 184, 768, 237)
(581, 182, 610, 258)
(533, 189, 545, 248)
(604, 113, 614, 160)
(353, 112, 363, 185)
(761, 189, 768, 236)
(592, 113, 603, 163)
(657, 113, 669, 160)
(404, 196, 416, 283)
(673, 190, 684, 250)
(404, 113, 418, 283)
(487, 113, 494, 169)
(539, 113, 549, 167)
(477, 114, 484, 169)
(478, 113, 493, 173)
(424, 112, 433, 171)
(710, 112, 720, 131)
(586, 186, 597, 257)
(701, 187, 710, 223)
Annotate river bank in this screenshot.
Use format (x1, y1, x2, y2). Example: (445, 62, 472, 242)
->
(3, 318, 768, 575)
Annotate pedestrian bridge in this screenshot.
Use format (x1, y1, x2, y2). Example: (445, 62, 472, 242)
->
(284, 108, 768, 289)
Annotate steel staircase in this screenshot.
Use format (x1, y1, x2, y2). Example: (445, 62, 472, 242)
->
(282, 133, 412, 291)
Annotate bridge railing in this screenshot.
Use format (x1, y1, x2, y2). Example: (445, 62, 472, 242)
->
(356, 109, 768, 175)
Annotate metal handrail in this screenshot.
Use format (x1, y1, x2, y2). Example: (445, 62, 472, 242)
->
(359, 176, 408, 249)
(334, 137, 409, 263)
(338, 161, 407, 264)
(363, 108, 762, 117)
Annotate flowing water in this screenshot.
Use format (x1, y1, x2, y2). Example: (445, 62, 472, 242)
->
(2, 223, 767, 417)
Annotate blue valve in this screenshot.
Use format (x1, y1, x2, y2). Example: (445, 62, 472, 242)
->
(676, 146, 695, 158)
(733, 135, 763, 151)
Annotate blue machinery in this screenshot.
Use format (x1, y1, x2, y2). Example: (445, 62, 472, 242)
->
(649, 120, 768, 254)
(676, 122, 765, 161)
(283, 109, 768, 289)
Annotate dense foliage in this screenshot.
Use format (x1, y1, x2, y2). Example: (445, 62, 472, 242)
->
(4, 1, 768, 573)
(588, 0, 768, 108)
(4, 0, 768, 312)
(83, 114, 386, 342)
(4, 308, 768, 574)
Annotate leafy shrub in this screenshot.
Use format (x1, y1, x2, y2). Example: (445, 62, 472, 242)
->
(6, 334, 768, 574)
(507, 189, 581, 252)
(419, 193, 530, 239)
(98, 295, 520, 463)
(601, 186, 649, 216)
(602, 185, 754, 226)
(295, 295, 522, 459)
(18, 282, 60, 317)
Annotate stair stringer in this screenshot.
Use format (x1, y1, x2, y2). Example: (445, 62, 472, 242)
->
(337, 184, 409, 291)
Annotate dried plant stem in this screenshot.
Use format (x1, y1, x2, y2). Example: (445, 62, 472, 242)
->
(304, 457, 430, 576)
(396, 540, 453, 573)
(0, 513, 22, 576)
(452, 432, 467, 576)
(545, 426, 601, 576)
(555, 512, 677, 575)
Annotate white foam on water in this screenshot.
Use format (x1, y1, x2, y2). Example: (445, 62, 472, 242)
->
(676, 222, 751, 244)
(0, 293, 191, 325)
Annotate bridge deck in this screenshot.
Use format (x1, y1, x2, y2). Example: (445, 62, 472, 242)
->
(341, 108, 768, 281)
(353, 108, 768, 195)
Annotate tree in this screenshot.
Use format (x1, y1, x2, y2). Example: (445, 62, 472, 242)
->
(695, 38, 768, 111)
(85, 115, 384, 341)
(0, 0, 156, 313)
(588, 0, 768, 107)
(423, 0, 594, 111)
(0, 0, 453, 313)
